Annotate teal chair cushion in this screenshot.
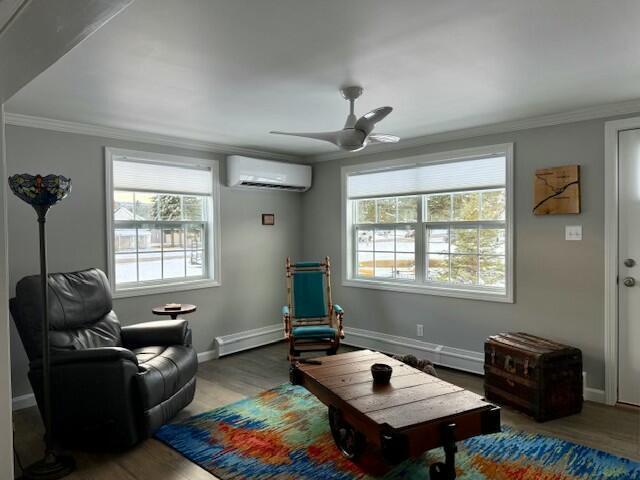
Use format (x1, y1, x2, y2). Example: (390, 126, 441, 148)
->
(291, 325, 337, 339)
(293, 271, 327, 318)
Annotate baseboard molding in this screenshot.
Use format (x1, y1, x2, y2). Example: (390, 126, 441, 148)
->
(215, 323, 284, 357)
(343, 327, 607, 404)
(343, 326, 484, 375)
(584, 387, 606, 403)
(12, 393, 36, 411)
(10, 326, 608, 409)
(197, 349, 217, 363)
(582, 371, 606, 403)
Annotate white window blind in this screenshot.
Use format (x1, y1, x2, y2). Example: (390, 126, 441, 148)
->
(347, 156, 506, 199)
(113, 158, 213, 195)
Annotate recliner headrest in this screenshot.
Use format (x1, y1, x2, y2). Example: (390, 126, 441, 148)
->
(15, 268, 113, 330)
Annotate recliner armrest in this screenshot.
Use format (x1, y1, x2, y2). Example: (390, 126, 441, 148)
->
(121, 319, 190, 349)
(28, 346, 142, 449)
(31, 347, 138, 369)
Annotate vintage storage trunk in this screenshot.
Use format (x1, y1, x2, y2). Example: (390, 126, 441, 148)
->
(484, 332, 583, 422)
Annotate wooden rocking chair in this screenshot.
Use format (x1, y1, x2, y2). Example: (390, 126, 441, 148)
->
(282, 257, 345, 361)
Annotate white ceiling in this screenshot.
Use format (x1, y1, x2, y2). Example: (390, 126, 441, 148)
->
(6, 0, 640, 158)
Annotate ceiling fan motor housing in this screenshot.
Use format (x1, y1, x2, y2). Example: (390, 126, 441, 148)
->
(337, 128, 366, 151)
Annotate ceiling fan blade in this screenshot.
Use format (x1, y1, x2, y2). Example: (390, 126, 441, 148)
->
(270, 130, 339, 145)
(368, 133, 400, 144)
(354, 106, 393, 136)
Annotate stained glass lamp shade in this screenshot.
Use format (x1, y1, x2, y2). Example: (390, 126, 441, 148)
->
(8, 174, 71, 211)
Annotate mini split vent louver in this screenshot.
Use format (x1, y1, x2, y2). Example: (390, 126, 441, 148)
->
(238, 181, 307, 191)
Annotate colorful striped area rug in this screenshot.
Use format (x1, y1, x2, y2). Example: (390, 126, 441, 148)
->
(156, 384, 640, 479)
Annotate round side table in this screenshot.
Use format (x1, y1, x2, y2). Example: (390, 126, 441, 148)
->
(152, 304, 197, 320)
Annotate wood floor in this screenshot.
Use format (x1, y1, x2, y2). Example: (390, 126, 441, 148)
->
(12, 342, 640, 479)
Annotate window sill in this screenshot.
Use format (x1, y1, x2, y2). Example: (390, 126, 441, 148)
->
(113, 279, 220, 299)
(342, 278, 513, 303)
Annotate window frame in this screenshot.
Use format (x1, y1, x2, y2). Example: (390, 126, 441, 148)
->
(341, 143, 514, 303)
(105, 147, 221, 298)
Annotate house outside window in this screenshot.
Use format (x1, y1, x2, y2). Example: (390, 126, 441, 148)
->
(342, 144, 513, 303)
(105, 148, 220, 297)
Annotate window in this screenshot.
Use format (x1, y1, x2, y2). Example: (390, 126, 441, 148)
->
(424, 189, 506, 288)
(355, 197, 417, 280)
(106, 148, 220, 297)
(343, 144, 513, 302)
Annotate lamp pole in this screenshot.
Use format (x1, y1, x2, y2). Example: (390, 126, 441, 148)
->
(36, 205, 54, 458)
(8, 175, 75, 479)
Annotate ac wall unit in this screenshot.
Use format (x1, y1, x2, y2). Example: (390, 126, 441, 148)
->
(226, 156, 311, 192)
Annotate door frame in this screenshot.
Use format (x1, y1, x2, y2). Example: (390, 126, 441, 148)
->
(604, 116, 640, 405)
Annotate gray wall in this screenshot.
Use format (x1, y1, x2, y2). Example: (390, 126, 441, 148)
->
(302, 118, 610, 391)
(7, 114, 626, 396)
(7, 125, 302, 397)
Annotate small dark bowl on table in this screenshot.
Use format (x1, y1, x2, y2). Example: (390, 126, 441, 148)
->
(371, 363, 393, 384)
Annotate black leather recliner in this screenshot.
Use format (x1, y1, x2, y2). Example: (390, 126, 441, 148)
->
(10, 268, 198, 450)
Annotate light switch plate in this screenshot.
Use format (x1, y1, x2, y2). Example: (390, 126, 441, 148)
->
(565, 225, 582, 241)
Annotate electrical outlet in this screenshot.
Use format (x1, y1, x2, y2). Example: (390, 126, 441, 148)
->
(416, 324, 424, 337)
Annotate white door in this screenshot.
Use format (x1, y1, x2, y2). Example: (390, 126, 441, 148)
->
(618, 128, 640, 406)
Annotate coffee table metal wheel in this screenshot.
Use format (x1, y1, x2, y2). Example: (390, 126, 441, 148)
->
(430, 462, 455, 480)
(328, 406, 365, 459)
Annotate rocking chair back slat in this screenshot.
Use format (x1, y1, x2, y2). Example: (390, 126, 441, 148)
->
(292, 261, 322, 268)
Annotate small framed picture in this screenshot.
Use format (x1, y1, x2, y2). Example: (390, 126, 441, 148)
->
(262, 213, 275, 225)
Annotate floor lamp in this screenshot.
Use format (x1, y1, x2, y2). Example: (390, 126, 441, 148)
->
(8, 174, 75, 479)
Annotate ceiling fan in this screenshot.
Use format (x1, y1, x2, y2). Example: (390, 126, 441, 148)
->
(270, 86, 400, 152)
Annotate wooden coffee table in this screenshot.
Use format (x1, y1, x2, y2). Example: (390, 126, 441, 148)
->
(290, 349, 501, 479)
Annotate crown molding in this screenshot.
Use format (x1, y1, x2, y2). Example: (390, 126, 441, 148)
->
(0, 0, 28, 37)
(3, 112, 300, 162)
(308, 98, 640, 163)
(7, 97, 640, 164)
